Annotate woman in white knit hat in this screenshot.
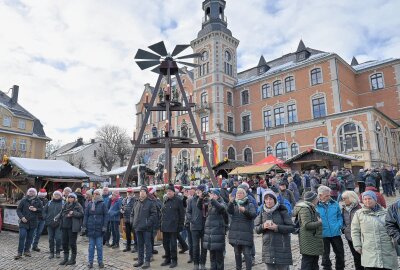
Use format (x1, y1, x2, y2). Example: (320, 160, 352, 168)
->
(14, 188, 43, 260)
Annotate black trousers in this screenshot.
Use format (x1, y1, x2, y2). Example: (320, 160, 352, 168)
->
(347, 240, 364, 270)
(187, 226, 193, 259)
(210, 250, 224, 270)
(125, 222, 135, 249)
(163, 232, 178, 261)
(233, 245, 252, 270)
(322, 236, 345, 270)
(191, 230, 207, 265)
(301, 254, 319, 270)
(103, 221, 111, 244)
(62, 229, 78, 255)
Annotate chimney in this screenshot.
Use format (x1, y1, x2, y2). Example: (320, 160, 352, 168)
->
(91, 139, 95, 143)
(11, 85, 19, 104)
(77, 137, 83, 146)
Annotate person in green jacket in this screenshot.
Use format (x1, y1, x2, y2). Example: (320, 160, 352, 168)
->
(351, 191, 398, 270)
(293, 191, 323, 270)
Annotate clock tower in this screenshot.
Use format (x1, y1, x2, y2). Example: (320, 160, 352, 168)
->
(191, 0, 239, 162)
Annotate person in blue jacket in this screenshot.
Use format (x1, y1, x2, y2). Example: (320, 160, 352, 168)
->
(108, 190, 122, 249)
(82, 189, 108, 268)
(316, 185, 344, 270)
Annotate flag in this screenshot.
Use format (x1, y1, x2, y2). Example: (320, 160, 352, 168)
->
(212, 139, 220, 165)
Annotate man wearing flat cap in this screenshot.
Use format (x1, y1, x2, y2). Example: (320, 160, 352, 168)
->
(160, 184, 185, 268)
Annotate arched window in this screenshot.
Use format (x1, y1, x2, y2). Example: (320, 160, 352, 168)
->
(266, 146, 273, 156)
(285, 76, 295, 92)
(244, 148, 252, 163)
(199, 51, 209, 76)
(370, 73, 384, 90)
(316, 137, 329, 151)
(291, 143, 299, 156)
(224, 50, 233, 76)
(339, 123, 363, 152)
(275, 142, 288, 160)
(310, 68, 322, 85)
(375, 122, 382, 152)
(177, 149, 191, 169)
(228, 147, 236, 160)
(273, 80, 282, 96)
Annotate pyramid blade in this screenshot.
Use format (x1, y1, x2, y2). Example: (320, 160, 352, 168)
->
(148, 41, 168, 57)
(171, 45, 190, 57)
(136, 61, 160, 70)
(151, 66, 161, 74)
(135, 49, 161, 60)
(177, 61, 198, 68)
(176, 53, 202, 60)
(178, 68, 187, 74)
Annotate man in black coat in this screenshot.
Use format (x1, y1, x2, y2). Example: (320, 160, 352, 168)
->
(121, 187, 136, 252)
(130, 186, 157, 269)
(15, 188, 43, 259)
(160, 184, 185, 268)
(187, 184, 207, 270)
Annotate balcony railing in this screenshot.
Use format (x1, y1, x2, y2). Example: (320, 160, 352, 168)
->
(194, 102, 211, 114)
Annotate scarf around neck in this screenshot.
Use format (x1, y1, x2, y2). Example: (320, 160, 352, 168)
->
(91, 197, 102, 211)
(263, 201, 279, 214)
(235, 197, 248, 206)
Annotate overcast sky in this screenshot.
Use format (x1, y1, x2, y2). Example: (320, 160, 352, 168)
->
(1, 0, 399, 145)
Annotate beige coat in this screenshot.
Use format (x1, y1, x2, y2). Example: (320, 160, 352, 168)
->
(351, 206, 398, 270)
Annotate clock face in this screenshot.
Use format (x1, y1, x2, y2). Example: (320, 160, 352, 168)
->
(225, 51, 231, 62)
(201, 51, 208, 61)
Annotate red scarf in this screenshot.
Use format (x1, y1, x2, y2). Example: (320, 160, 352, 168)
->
(111, 195, 120, 206)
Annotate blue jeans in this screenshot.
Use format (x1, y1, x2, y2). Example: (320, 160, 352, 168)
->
(18, 227, 35, 254)
(32, 220, 46, 248)
(88, 236, 103, 264)
(47, 226, 62, 254)
(110, 221, 120, 245)
(136, 230, 152, 263)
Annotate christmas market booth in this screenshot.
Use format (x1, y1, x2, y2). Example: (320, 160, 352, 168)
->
(228, 163, 286, 177)
(0, 157, 88, 231)
(212, 159, 251, 179)
(284, 148, 357, 171)
(102, 164, 155, 187)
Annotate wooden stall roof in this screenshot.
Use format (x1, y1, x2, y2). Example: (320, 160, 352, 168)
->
(284, 148, 357, 164)
(212, 159, 251, 171)
(228, 164, 285, 175)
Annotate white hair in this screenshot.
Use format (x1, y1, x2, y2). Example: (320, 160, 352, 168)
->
(317, 185, 331, 195)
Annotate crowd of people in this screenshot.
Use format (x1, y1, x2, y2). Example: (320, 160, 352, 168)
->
(12, 165, 400, 270)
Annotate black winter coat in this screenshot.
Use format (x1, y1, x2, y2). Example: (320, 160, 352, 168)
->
(381, 169, 394, 184)
(161, 195, 185, 233)
(255, 204, 294, 266)
(130, 197, 157, 232)
(16, 196, 43, 229)
(122, 196, 136, 222)
(58, 202, 84, 232)
(186, 195, 205, 231)
(83, 199, 108, 238)
(37, 197, 48, 220)
(227, 199, 256, 247)
(203, 198, 227, 251)
(43, 199, 64, 227)
(76, 192, 85, 210)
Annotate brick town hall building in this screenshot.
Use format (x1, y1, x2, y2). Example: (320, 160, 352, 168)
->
(135, 0, 400, 174)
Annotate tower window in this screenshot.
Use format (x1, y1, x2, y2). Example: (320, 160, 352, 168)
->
(224, 51, 233, 76)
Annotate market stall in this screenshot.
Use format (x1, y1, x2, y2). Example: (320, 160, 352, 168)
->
(0, 157, 88, 231)
(284, 148, 357, 171)
(228, 163, 285, 176)
(212, 159, 251, 179)
(102, 164, 155, 187)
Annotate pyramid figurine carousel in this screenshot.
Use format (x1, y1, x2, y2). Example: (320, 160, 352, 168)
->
(121, 41, 217, 187)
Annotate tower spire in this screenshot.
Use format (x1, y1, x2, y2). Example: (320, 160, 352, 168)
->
(198, 0, 232, 38)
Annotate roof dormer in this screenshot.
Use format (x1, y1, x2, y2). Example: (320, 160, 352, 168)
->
(295, 39, 311, 62)
(257, 55, 270, 74)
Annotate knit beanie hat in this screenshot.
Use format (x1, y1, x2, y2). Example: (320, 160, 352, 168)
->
(27, 187, 37, 196)
(362, 190, 377, 202)
(140, 185, 149, 194)
(68, 192, 77, 199)
(210, 188, 221, 197)
(53, 190, 63, 198)
(304, 191, 318, 202)
(239, 182, 250, 190)
(148, 187, 156, 194)
(38, 188, 47, 197)
(263, 190, 277, 203)
(63, 187, 72, 193)
(196, 184, 207, 192)
(236, 187, 247, 196)
(167, 184, 175, 192)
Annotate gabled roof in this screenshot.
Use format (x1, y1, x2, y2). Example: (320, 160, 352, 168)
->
(352, 58, 397, 71)
(0, 91, 49, 140)
(284, 148, 356, 164)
